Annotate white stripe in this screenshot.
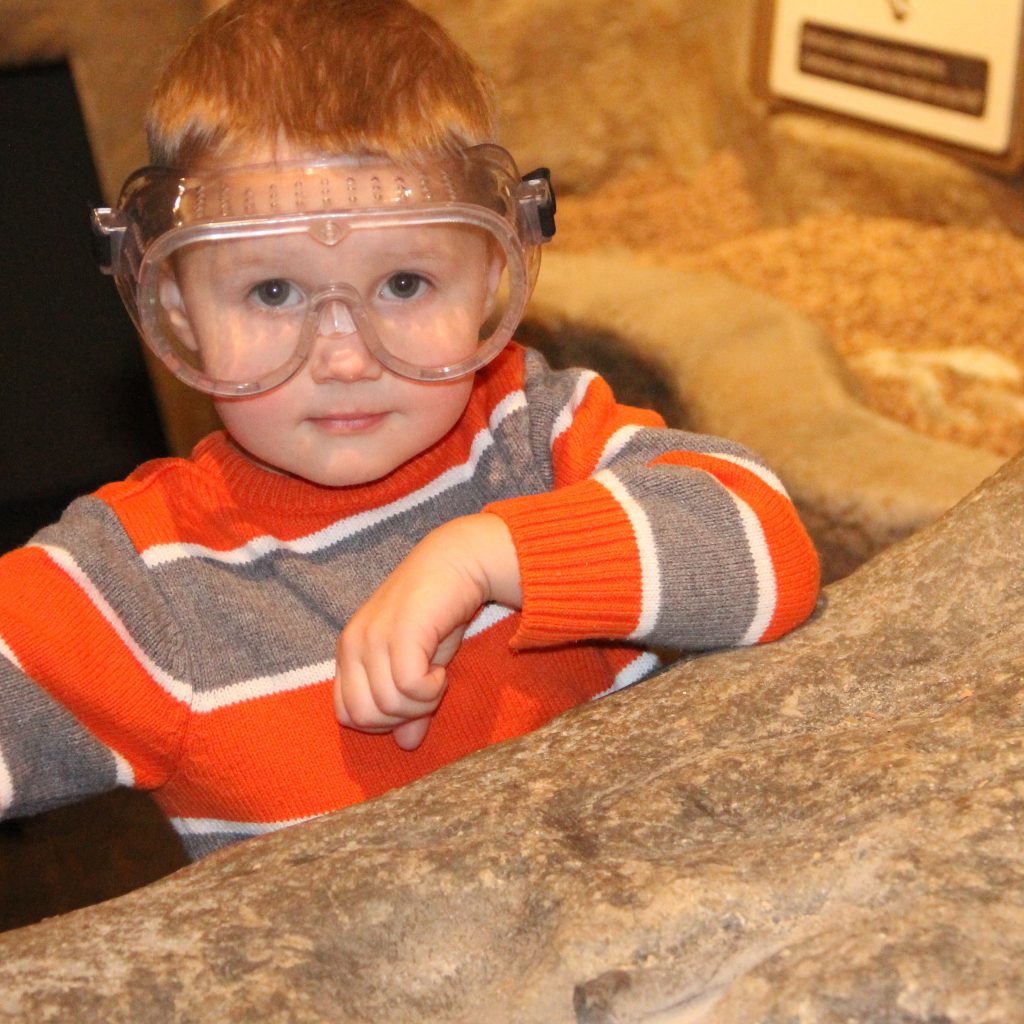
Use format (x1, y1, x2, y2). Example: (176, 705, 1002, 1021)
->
(191, 658, 335, 713)
(170, 813, 319, 838)
(113, 750, 135, 787)
(551, 370, 597, 446)
(0, 632, 22, 671)
(30, 544, 194, 705)
(593, 469, 661, 641)
(142, 397, 526, 570)
(592, 650, 663, 699)
(595, 425, 642, 472)
(0, 630, 17, 808)
(732, 495, 777, 645)
(490, 387, 528, 428)
(0, 742, 13, 815)
(711, 452, 789, 497)
(463, 603, 516, 640)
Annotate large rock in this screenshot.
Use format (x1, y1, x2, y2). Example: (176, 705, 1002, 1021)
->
(0, 452, 1021, 1022)
(422, 0, 1023, 233)
(418, 0, 759, 192)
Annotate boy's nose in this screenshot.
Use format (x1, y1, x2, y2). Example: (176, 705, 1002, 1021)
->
(310, 300, 382, 383)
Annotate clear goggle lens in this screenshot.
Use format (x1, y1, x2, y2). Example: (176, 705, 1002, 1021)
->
(139, 213, 525, 394)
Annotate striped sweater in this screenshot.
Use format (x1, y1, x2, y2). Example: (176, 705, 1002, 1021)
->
(0, 344, 819, 858)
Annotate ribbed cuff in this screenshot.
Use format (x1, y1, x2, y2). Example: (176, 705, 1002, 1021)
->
(485, 479, 643, 648)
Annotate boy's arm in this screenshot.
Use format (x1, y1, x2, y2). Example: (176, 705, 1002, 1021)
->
(482, 352, 820, 651)
(336, 346, 820, 747)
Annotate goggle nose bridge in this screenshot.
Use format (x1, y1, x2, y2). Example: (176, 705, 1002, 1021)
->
(316, 296, 358, 337)
(308, 283, 366, 339)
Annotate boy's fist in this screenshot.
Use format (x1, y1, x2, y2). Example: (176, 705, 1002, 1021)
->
(334, 513, 520, 750)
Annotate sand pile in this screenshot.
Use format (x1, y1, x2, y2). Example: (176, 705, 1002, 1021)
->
(554, 151, 1024, 457)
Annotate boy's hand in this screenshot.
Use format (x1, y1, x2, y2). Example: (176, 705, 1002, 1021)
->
(334, 513, 521, 751)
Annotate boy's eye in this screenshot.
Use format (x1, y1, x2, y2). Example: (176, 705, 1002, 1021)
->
(251, 279, 299, 308)
(381, 272, 428, 301)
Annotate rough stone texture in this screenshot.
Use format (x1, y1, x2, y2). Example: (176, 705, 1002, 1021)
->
(0, 447, 1021, 1022)
(531, 252, 1004, 581)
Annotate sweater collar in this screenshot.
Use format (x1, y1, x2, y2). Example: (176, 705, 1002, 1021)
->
(187, 427, 460, 515)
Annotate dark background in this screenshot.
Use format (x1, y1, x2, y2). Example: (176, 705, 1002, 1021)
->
(0, 62, 168, 552)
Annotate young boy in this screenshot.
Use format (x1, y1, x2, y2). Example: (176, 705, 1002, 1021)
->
(0, 0, 819, 859)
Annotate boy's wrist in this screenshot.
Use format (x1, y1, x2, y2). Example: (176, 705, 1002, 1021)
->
(435, 513, 522, 611)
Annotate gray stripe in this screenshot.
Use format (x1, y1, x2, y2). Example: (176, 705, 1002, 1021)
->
(142, 413, 551, 693)
(0, 661, 120, 817)
(177, 829, 254, 860)
(146, 468, 514, 691)
(32, 498, 189, 681)
(596, 426, 762, 649)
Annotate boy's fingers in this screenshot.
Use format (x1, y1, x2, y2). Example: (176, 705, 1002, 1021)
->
(393, 715, 432, 751)
(389, 638, 448, 704)
(432, 625, 467, 668)
(335, 655, 401, 731)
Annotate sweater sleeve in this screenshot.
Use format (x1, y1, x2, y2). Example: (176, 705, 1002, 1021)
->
(484, 348, 820, 651)
(0, 496, 190, 820)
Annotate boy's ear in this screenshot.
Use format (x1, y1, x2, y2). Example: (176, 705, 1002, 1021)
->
(158, 271, 200, 353)
(482, 249, 506, 321)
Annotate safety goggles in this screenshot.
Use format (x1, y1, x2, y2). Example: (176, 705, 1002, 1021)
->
(92, 145, 555, 396)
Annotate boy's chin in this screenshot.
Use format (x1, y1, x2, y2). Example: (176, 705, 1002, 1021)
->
(281, 451, 407, 488)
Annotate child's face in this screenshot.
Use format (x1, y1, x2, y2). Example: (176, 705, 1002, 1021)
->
(212, 322, 478, 486)
(164, 148, 501, 486)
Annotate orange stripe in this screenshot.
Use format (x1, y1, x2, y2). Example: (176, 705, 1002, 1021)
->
(155, 685, 363, 820)
(487, 477, 645, 644)
(156, 618, 619, 821)
(1, 548, 187, 786)
(552, 374, 664, 485)
(98, 469, 384, 553)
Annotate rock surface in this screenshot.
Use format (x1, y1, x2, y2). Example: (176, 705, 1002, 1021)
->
(0, 450, 1021, 1022)
(422, 0, 1023, 231)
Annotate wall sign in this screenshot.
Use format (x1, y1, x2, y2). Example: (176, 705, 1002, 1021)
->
(756, 0, 1024, 171)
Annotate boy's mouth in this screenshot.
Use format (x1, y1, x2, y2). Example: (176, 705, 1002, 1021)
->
(309, 412, 388, 434)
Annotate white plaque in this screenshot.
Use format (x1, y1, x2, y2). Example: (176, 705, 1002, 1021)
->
(758, 0, 1024, 164)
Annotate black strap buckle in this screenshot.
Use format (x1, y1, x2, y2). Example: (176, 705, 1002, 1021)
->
(521, 167, 556, 241)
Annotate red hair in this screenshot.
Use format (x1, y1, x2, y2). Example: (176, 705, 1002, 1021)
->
(147, 0, 497, 169)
